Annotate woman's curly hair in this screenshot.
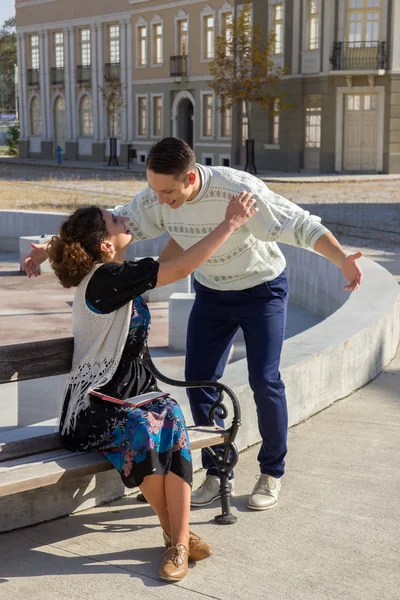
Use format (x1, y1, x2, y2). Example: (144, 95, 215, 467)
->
(48, 206, 108, 288)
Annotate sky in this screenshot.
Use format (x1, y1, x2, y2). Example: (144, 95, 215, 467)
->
(0, 0, 15, 25)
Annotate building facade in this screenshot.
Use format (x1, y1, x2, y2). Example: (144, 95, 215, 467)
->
(15, 0, 400, 173)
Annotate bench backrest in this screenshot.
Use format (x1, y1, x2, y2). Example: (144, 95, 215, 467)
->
(0, 337, 74, 384)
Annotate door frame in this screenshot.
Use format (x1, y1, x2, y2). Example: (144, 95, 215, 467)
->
(52, 93, 67, 155)
(335, 85, 384, 172)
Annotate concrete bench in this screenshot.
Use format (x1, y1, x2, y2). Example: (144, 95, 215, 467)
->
(0, 338, 240, 533)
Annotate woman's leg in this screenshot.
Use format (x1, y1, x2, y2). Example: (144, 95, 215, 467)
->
(165, 472, 191, 548)
(138, 474, 171, 536)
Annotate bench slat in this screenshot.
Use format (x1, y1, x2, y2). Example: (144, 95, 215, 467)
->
(0, 426, 228, 497)
(0, 337, 73, 384)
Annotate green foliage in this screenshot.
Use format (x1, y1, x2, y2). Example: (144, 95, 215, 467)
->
(0, 17, 17, 114)
(208, 1, 286, 139)
(6, 121, 19, 156)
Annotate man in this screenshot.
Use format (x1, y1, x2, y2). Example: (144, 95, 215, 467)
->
(25, 137, 363, 510)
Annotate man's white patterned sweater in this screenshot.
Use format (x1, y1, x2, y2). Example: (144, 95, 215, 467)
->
(116, 165, 330, 291)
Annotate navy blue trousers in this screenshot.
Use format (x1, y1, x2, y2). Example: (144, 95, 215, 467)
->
(185, 272, 289, 479)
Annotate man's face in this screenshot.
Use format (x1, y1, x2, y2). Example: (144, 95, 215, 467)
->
(146, 169, 195, 209)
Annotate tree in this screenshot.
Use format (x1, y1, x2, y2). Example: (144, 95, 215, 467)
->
(0, 17, 17, 114)
(208, 1, 286, 171)
(99, 75, 126, 165)
(6, 121, 19, 156)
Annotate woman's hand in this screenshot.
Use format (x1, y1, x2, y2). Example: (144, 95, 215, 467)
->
(340, 251, 363, 291)
(22, 242, 49, 278)
(224, 192, 259, 230)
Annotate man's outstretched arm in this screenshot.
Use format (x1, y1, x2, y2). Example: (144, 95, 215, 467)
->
(314, 232, 363, 291)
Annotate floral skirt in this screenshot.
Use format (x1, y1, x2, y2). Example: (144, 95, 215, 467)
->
(60, 396, 192, 488)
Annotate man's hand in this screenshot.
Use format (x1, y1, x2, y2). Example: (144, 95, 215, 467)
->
(340, 251, 363, 291)
(22, 242, 49, 278)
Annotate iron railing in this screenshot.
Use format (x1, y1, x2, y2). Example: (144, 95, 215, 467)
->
(170, 55, 188, 78)
(104, 62, 120, 82)
(330, 41, 386, 71)
(51, 67, 65, 85)
(77, 65, 91, 85)
(27, 69, 40, 87)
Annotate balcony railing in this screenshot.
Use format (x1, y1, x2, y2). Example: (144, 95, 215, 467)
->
(27, 69, 40, 87)
(51, 67, 65, 85)
(104, 62, 120, 82)
(77, 65, 91, 85)
(330, 41, 386, 71)
(170, 55, 188, 78)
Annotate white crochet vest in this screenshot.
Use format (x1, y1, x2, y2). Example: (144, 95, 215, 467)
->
(60, 265, 132, 435)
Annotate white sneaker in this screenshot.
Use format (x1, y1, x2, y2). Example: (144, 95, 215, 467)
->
(247, 474, 282, 511)
(190, 475, 235, 507)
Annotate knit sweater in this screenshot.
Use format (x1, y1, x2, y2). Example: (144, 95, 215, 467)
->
(60, 265, 132, 435)
(116, 165, 330, 291)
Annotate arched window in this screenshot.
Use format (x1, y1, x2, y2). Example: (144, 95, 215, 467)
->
(30, 96, 42, 136)
(80, 95, 94, 137)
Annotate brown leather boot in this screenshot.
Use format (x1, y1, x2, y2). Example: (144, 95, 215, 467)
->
(158, 544, 189, 582)
(163, 530, 213, 562)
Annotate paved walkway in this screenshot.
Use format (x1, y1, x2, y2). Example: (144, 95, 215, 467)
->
(0, 341, 398, 600)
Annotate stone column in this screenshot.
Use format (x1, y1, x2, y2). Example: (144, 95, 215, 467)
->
(91, 23, 99, 142)
(43, 31, 52, 151)
(69, 27, 77, 141)
(38, 32, 47, 140)
(17, 33, 29, 156)
(120, 19, 127, 143)
(64, 28, 72, 140)
(126, 18, 133, 142)
(97, 24, 105, 142)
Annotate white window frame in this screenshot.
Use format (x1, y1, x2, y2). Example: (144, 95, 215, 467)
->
(136, 18, 148, 69)
(151, 14, 163, 67)
(151, 93, 163, 138)
(219, 96, 232, 139)
(109, 24, 120, 64)
(337, 0, 388, 49)
(136, 93, 148, 138)
(30, 94, 42, 136)
(175, 9, 189, 56)
(219, 2, 233, 57)
(54, 31, 64, 69)
(268, 0, 285, 67)
(201, 5, 216, 63)
(80, 28, 91, 67)
(200, 90, 215, 139)
(307, 0, 319, 50)
(219, 153, 231, 167)
(79, 94, 94, 138)
(30, 34, 40, 70)
(201, 153, 214, 166)
(305, 94, 321, 148)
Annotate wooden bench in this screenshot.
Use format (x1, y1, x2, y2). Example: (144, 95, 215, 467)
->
(0, 338, 241, 533)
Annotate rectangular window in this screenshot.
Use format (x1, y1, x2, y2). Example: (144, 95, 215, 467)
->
(305, 95, 321, 148)
(203, 15, 214, 60)
(138, 97, 147, 136)
(203, 94, 213, 137)
(308, 0, 319, 50)
(109, 25, 120, 64)
(30, 34, 40, 70)
(153, 96, 163, 136)
(138, 26, 147, 67)
(221, 12, 233, 56)
(221, 97, 232, 137)
(54, 32, 64, 69)
(347, 0, 380, 45)
(272, 99, 280, 144)
(274, 4, 284, 55)
(81, 29, 91, 67)
(152, 23, 163, 65)
(177, 19, 188, 55)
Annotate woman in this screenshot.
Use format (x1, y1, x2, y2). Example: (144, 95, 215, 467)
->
(47, 192, 257, 583)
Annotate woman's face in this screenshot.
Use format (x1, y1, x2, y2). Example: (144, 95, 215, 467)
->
(101, 209, 133, 251)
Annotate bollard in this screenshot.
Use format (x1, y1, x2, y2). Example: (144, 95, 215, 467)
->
(56, 145, 62, 165)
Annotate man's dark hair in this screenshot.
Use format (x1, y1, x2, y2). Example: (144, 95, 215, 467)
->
(146, 137, 196, 177)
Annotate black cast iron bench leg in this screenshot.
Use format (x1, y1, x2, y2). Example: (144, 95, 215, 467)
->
(143, 348, 241, 524)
